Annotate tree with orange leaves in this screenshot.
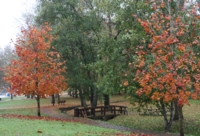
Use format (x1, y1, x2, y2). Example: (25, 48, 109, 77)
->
(126, 0, 200, 135)
(4, 23, 67, 116)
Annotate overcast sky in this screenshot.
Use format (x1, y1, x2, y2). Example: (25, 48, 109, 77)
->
(0, 0, 36, 49)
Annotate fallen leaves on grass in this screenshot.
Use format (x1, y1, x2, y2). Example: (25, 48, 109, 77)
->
(128, 132, 153, 136)
(0, 114, 79, 123)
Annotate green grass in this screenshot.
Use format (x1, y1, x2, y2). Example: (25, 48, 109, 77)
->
(108, 100, 200, 136)
(0, 117, 128, 136)
(0, 108, 41, 116)
(1, 95, 200, 135)
(0, 98, 51, 109)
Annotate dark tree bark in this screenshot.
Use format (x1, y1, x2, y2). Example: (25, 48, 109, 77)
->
(27, 94, 30, 98)
(161, 101, 174, 132)
(51, 94, 55, 106)
(36, 95, 41, 116)
(173, 100, 179, 121)
(90, 87, 98, 107)
(79, 89, 87, 108)
(75, 89, 78, 98)
(69, 91, 72, 96)
(104, 94, 110, 106)
(174, 99, 183, 121)
(11, 93, 13, 100)
(57, 93, 60, 102)
(178, 106, 184, 136)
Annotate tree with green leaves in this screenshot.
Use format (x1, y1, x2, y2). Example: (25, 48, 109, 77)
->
(36, 0, 103, 108)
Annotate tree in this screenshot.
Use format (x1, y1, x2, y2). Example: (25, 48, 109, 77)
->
(129, 0, 200, 135)
(0, 45, 16, 94)
(4, 24, 67, 116)
(36, 0, 105, 108)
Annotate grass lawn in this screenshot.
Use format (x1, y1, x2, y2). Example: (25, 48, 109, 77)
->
(108, 99, 200, 136)
(0, 98, 51, 109)
(1, 95, 200, 135)
(0, 117, 128, 136)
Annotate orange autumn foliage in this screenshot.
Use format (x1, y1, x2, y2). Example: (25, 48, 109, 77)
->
(4, 24, 67, 98)
(133, 2, 200, 107)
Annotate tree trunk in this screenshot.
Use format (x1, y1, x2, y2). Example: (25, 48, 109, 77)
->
(80, 96, 87, 108)
(173, 100, 179, 121)
(57, 93, 60, 102)
(174, 100, 184, 120)
(90, 88, 93, 107)
(93, 90, 98, 107)
(90, 87, 98, 107)
(104, 94, 110, 106)
(11, 93, 13, 100)
(161, 101, 174, 132)
(79, 89, 87, 108)
(27, 94, 30, 98)
(75, 89, 78, 98)
(37, 95, 41, 117)
(51, 94, 55, 106)
(178, 106, 184, 136)
(69, 91, 72, 96)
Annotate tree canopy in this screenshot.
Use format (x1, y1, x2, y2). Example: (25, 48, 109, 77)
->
(4, 24, 67, 116)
